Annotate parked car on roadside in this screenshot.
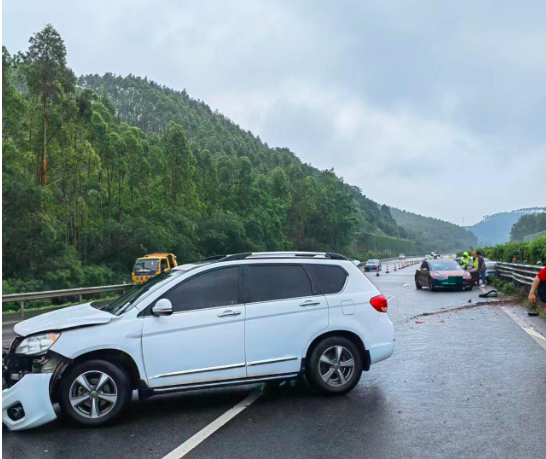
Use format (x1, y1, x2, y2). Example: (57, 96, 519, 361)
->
(2, 252, 395, 431)
(399, 254, 406, 260)
(364, 259, 382, 272)
(415, 259, 473, 291)
(455, 257, 497, 285)
(484, 258, 497, 277)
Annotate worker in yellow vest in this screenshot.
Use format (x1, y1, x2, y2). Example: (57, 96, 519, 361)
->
(460, 252, 471, 269)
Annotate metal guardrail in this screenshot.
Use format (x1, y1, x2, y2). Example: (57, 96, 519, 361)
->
(496, 262, 542, 286)
(2, 284, 134, 319)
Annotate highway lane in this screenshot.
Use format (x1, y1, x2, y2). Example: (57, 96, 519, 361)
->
(3, 258, 546, 459)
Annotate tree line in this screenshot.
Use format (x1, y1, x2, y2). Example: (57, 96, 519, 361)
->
(389, 207, 478, 253)
(3, 25, 453, 298)
(510, 212, 546, 242)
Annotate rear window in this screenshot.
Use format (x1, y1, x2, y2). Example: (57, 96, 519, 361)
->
(248, 265, 312, 303)
(308, 265, 348, 294)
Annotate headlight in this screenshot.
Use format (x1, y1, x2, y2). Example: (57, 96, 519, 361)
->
(15, 333, 61, 356)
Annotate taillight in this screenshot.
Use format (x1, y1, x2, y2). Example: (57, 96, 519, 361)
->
(370, 295, 388, 313)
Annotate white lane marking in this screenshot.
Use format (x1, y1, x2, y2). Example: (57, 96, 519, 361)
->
(402, 282, 410, 287)
(162, 386, 264, 459)
(501, 307, 546, 352)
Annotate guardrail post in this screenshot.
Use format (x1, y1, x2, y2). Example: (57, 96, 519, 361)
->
(20, 300, 25, 320)
(78, 294, 83, 304)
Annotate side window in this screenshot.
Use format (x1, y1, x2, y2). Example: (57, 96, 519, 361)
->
(161, 259, 169, 272)
(164, 267, 239, 313)
(248, 265, 312, 303)
(308, 265, 348, 294)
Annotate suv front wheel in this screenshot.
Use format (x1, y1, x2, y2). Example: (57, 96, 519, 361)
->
(306, 336, 362, 395)
(59, 359, 132, 427)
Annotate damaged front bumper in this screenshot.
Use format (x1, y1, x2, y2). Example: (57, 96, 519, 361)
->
(2, 373, 57, 431)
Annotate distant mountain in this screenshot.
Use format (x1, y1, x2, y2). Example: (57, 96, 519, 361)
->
(465, 207, 546, 246)
(389, 208, 477, 253)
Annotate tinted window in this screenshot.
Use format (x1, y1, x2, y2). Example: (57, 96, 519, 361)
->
(164, 267, 239, 312)
(429, 261, 462, 271)
(248, 265, 312, 303)
(308, 265, 348, 294)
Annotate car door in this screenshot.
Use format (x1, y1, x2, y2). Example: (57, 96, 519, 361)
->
(142, 266, 246, 388)
(418, 261, 429, 285)
(244, 263, 328, 378)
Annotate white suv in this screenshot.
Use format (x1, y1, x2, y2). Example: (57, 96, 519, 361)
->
(2, 252, 395, 430)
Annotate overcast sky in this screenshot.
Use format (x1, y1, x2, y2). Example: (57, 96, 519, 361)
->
(3, 0, 545, 225)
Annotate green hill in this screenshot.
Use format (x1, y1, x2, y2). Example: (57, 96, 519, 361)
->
(389, 207, 478, 253)
(465, 208, 545, 245)
(2, 25, 417, 295)
(510, 211, 546, 241)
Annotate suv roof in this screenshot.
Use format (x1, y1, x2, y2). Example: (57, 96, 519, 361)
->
(207, 251, 348, 262)
(171, 252, 350, 272)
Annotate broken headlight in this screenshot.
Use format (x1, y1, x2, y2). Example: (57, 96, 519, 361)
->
(15, 333, 61, 356)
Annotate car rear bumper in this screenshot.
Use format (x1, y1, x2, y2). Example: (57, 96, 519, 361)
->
(2, 373, 57, 431)
(368, 314, 395, 364)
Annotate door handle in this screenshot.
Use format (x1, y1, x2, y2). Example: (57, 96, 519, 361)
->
(299, 300, 321, 307)
(217, 310, 241, 318)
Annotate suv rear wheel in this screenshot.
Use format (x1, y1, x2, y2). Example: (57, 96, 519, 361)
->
(59, 359, 132, 427)
(306, 336, 362, 395)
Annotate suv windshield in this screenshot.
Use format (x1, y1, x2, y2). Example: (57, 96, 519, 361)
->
(100, 270, 184, 316)
(429, 260, 462, 271)
(134, 258, 159, 273)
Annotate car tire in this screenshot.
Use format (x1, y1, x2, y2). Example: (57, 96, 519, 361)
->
(306, 336, 362, 396)
(415, 277, 422, 289)
(59, 359, 132, 427)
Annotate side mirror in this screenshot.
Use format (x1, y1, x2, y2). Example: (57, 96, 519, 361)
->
(152, 298, 173, 316)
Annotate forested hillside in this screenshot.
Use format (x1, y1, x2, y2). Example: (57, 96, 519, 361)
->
(389, 208, 478, 253)
(3, 25, 416, 295)
(510, 212, 546, 242)
(465, 207, 545, 245)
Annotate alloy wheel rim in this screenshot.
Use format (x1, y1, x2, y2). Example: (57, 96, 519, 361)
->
(69, 370, 118, 418)
(318, 345, 355, 387)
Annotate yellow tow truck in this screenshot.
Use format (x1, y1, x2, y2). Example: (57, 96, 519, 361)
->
(132, 253, 177, 284)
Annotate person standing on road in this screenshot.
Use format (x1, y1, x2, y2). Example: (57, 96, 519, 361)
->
(528, 265, 546, 309)
(460, 252, 470, 269)
(472, 251, 478, 269)
(477, 251, 486, 286)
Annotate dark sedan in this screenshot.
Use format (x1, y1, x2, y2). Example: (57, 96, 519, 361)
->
(415, 259, 473, 291)
(365, 259, 382, 272)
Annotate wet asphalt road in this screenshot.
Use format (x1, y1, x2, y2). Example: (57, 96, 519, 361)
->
(3, 259, 546, 459)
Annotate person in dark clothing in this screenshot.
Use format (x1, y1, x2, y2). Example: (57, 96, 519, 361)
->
(476, 251, 486, 286)
(529, 265, 546, 309)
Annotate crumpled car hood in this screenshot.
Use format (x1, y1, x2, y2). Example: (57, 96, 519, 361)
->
(14, 303, 114, 337)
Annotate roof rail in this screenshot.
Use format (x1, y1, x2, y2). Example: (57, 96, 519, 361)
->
(218, 252, 349, 261)
(199, 255, 228, 262)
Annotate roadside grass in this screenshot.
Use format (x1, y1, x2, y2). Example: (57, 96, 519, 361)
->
(488, 276, 546, 319)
